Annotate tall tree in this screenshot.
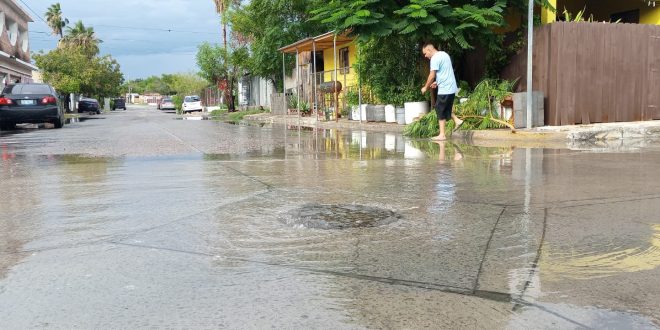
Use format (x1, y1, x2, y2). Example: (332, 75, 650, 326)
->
(33, 47, 124, 100)
(196, 42, 249, 112)
(44, 3, 68, 39)
(230, 0, 327, 92)
(213, 0, 240, 49)
(62, 21, 102, 56)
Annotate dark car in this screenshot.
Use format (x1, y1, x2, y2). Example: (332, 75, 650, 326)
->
(159, 97, 175, 110)
(78, 97, 100, 114)
(0, 83, 64, 130)
(112, 97, 126, 111)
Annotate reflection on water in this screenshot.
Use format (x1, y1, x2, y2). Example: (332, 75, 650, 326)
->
(206, 125, 516, 163)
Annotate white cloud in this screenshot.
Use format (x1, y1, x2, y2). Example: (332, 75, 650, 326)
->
(25, 0, 223, 78)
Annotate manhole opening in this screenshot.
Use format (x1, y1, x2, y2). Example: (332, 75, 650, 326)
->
(281, 203, 402, 230)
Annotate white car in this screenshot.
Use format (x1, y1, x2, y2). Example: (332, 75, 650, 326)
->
(182, 95, 203, 113)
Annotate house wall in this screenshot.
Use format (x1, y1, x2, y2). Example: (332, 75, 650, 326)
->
(0, 0, 34, 86)
(322, 43, 358, 88)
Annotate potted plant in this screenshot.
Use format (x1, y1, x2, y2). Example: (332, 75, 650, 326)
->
(401, 86, 429, 124)
(299, 100, 311, 116)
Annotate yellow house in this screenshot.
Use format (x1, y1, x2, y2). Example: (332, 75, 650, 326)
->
(279, 32, 359, 118)
(541, 0, 660, 24)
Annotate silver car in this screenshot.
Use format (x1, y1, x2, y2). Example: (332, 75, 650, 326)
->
(159, 97, 175, 110)
(182, 95, 203, 113)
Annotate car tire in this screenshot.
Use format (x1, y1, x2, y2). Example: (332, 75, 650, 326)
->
(123, 107, 126, 110)
(54, 116, 64, 129)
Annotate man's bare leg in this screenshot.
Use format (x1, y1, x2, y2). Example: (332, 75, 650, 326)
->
(452, 114, 463, 131)
(432, 119, 447, 140)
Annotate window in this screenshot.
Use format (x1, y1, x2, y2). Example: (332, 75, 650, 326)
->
(339, 47, 350, 74)
(4, 84, 52, 94)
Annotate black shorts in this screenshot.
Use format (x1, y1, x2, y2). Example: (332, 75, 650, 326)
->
(435, 94, 455, 120)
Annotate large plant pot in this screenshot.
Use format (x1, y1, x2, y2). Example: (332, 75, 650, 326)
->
(351, 105, 360, 121)
(373, 105, 385, 122)
(385, 104, 396, 123)
(395, 107, 406, 125)
(404, 101, 429, 124)
(360, 104, 368, 121)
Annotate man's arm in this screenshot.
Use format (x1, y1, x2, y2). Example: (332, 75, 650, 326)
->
(421, 70, 436, 94)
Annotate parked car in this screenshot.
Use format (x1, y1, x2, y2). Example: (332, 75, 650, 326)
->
(112, 97, 126, 110)
(182, 95, 203, 113)
(159, 97, 175, 110)
(78, 97, 101, 114)
(0, 83, 65, 130)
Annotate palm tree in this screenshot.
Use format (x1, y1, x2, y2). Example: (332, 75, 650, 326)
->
(62, 21, 102, 56)
(213, 0, 240, 112)
(44, 3, 68, 39)
(213, 0, 240, 49)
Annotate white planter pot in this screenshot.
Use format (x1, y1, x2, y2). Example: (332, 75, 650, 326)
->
(385, 104, 396, 123)
(351, 105, 360, 121)
(360, 104, 368, 121)
(404, 101, 430, 124)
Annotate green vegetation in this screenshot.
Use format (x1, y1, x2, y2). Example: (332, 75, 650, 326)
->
(404, 78, 516, 138)
(36, 3, 121, 105)
(207, 107, 268, 123)
(229, 0, 327, 92)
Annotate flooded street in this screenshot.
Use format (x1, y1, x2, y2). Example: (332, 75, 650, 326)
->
(1, 106, 659, 329)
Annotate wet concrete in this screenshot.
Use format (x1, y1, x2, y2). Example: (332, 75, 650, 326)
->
(1, 105, 659, 329)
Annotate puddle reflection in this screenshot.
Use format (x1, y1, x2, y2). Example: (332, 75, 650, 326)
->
(207, 125, 516, 163)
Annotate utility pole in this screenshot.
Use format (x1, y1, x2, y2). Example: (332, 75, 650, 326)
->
(526, 0, 534, 129)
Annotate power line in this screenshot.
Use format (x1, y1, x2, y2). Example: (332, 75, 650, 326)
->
(94, 24, 219, 35)
(16, 0, 49, 25)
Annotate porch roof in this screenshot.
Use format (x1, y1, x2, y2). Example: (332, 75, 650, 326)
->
(278, 31, 354, 54)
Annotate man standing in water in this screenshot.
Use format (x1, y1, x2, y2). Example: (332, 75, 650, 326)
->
(421, 43, 463, 141)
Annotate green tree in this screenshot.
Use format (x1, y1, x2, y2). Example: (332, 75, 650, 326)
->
(33, 46, 124, 100)
(44, 3, 68, 39)
(62, 21, 102, 56)
(230, 0, 327, 92)
(213, 0, 241, 49)
(311, 0, 511, 51)
(196, 42, 248, 112)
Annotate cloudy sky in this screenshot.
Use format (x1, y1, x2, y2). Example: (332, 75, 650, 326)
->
(22, 0, 223, 79)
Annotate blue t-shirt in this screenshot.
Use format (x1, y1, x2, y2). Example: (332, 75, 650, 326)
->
(430, 51, 457, 95)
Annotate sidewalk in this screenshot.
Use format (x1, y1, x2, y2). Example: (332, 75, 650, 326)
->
(244, 113, 660, 149)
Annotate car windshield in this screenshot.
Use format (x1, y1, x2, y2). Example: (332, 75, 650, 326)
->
(163, 98, 172, 102)
(184, 96, 200, 102)
(3, 84, 51, 95)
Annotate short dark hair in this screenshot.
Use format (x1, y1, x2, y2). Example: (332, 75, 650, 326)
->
(422, 43, 436, 50)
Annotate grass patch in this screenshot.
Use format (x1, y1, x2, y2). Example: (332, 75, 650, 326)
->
(225, 109, 268, 123)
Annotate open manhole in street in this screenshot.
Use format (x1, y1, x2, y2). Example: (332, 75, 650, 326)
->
(281, 203, 402, 229)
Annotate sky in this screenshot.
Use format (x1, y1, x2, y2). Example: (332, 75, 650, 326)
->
(22, 0, 223, 79)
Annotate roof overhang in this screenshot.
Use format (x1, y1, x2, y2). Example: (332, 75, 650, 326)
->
(9, 0, 34, 22)
(0, 50, 38, 71)
(279, 31, 354, 54)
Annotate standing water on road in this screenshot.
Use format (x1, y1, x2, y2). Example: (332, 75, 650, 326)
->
(1, 111, 659, 329)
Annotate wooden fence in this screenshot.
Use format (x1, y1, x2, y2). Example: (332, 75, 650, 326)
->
(502, 22, 660, 126)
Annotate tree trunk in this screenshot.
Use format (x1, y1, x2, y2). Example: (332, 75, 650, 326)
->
(227, 78, 235, 112)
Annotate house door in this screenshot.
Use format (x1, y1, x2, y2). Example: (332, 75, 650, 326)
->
(314, 51, 324, 83)
(647, 36, 660, 120)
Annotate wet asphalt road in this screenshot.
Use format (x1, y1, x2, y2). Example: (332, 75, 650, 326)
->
(1, 105, 659, 329)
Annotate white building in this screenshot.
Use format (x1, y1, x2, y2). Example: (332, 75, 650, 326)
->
(0, 0, 35, 87)
(238, 75, 275, 109)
